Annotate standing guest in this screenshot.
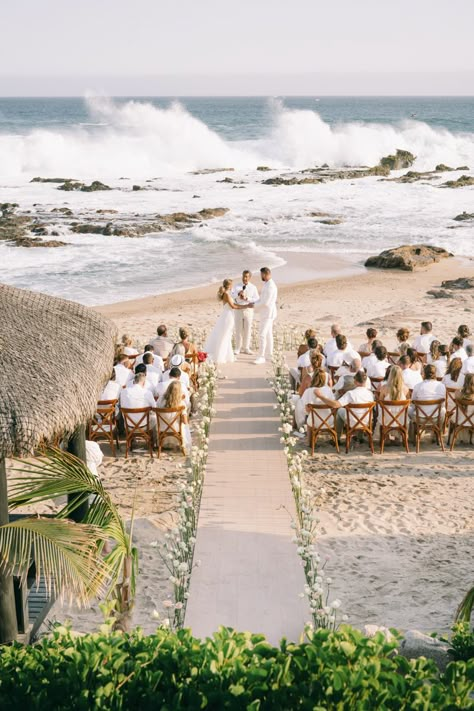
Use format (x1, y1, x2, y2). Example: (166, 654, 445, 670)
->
(113, 354, 132, 387)
(253, 267, 278, 365)
(358, 327, 378, 355)
(409, 364, 446, 419)
(135, 344, 164, 372)
(450, 336, 468, 362)
(85, 440, 104, 477)
(399, 355, 423, 389)
(457, 324, 472, 350)
(442, 357, 465, 389)
(150, 325, 174, 360)
(395, 327, 411, 353)
(120, 372, 157, 436)
(232, 270, 259, 355)
(432, 344, 450, 378)
(365, 345, 390, 379)
(100, 370, 121, 402)
(120, 334, 139, 357)
(314, 370, 374, 437)
(297, 329, 317, 358)
(462, 345, 474, 374)
(413, 321, 436, 354)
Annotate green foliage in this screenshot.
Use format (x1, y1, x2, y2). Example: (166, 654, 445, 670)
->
(0, 625, 473, 710)
(450, 622, 474, 663)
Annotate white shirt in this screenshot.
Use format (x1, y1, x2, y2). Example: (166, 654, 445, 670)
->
(114, 363, 132, 387)
(120, 383, 156, 413)
(135, 353, 164, 371)
(338, 386, 374, 425)
(432, 357, 448, 378)
(85, 440, 103, 477)
(361, 353, 376, 371)
(413, 333, 436, 354)
(231, 281, 259, 305)
(324, 337, 355, 358)
(123, 346, 139, 356)
(161, 368, 190, 389)
(297, 350, 326, 370)
(442, 373, 465, 389)
(100, 380, 121, 402)
(462, 356, 474, 374)
(452, 347, 468, 362)
(253, 278, 278, 320)
(327, 347, 358, 368)
(155, 379, 190, 409)
(149, 336, 174, 359)
(402, 368, 423, 389)
(365, 359, 389, 379)
(412, 380, 446, 403)
(145, 365, 162, 391)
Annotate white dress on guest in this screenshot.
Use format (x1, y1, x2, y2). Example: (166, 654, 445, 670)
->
(204, 303, 235, 364)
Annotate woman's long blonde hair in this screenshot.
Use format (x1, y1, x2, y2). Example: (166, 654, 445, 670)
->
(459, 373, 474, 401)
(121, 334, 132, 347)
(217, 279, 232, 301)
(387, 365, 405, 400)
(164, 380, 184, 409)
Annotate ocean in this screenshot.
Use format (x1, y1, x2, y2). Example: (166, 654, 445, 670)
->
(0, 95, 473, 305)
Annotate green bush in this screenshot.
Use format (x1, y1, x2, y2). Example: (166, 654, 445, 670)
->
(0, 625, 473, 710)
(450, 622, 474, 662)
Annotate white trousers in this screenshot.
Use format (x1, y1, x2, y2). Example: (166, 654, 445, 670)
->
(234, 309, 254, 352)
(258, 318, 274, 360)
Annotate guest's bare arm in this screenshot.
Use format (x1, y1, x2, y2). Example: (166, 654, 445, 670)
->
(313, 388, 341, 409)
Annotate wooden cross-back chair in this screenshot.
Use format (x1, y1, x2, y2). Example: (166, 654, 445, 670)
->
(121, 406, 154, 459)
(88, 399, 120, 457)
(448, 399, 474, 451)
(328, 365, 339, 385)
(307, 404, 339, 454)
(343, 402, 376, 454)
(411, 399, 445, 453)
(388, 352, 400, 366)
(378, 400, 410, 454)
(416, 352, 428, 365)
(155, 406, 186, 458)
(188, 352, 200, 391)
(445, 387, 459, 432)
(369, 376, 385, 394)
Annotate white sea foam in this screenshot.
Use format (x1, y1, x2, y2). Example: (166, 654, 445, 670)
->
(0, 96, 473, 180)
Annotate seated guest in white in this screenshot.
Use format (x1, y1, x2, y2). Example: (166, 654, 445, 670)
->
(450, 336, 468, 362)
(155, 367, 191, 410)
(114, 354, 132, 387)
(120, 372, 157, 435)
(409, 364, 446, 420)
(324, 324, 354, 359)
(361, 339, 383, 371)
(297, 329, 317, 359)
(327, 334, 358, 369)
(407, 348, 423, 372)
(413, 321, 436, 354)
(297, 352, 329, 395)
(121, 334, 139, 357)
(142, 352, 162, 389)
(100, 370, 121, 402)
(290, 337, 322, 389)
(454, 374, 474, 439)
(399, 355, 423, 389)
(442, 357, 465, 390)
(365, 346, 390, 380)
(358, 327, 378, 355)
(150, 324, 174, 360)
(426, 340, 440, 365)
(85, 440, 104, 477)
(457, 324, 472, 350)
(431, 344, 449, 378)
(395, 327, 411, 353)
(293, 368, 332, 430)
(161, 354, 191, 389)
(135, 344, 164, 372)
(158, 380, 192, 454)
(130, 363, 157, 395)
(334, 357, 362, 394)
(315, 370, 374, 436)
(462, 345, 474, 374)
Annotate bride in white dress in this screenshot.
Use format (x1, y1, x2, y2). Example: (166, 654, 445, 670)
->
(204, 279, 253, 364)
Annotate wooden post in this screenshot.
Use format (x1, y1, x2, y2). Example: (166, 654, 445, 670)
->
(0, 458, 19, 643)
(67, 425, 89, 523)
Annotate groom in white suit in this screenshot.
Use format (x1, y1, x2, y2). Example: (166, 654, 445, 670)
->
(252, 267, 278, 364)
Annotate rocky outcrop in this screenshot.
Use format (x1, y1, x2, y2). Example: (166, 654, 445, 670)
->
(51, 207, 73, 215)
(57, 180, 112, 192)
(31, 177, 76, 183)
(256, 166, 271, 171)
(453, 211, 474, 221)
(0, 203, 66, 248)
(365, 244, 453, 271)
(379, 149, 416, 170)
(399, 630, 450, 672)
(262, 165, 389, 186)
(441, 277, 474, 290)
(435, 164, 454, 172)
(441, 175, 474, 188)
(191, 168, 234, 175)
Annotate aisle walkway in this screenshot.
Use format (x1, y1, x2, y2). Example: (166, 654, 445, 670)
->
(185, 356, 309, 644)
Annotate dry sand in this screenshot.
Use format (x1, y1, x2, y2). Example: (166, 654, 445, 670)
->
(42, 253, 474, 634)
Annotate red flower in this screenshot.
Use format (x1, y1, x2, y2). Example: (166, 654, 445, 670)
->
(197, 351, 208, 363)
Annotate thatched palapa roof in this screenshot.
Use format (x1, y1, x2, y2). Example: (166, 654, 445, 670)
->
(0, 283, 117, 457)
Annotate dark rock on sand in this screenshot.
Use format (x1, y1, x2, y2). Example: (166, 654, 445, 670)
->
(441, 175, 474, 188)
(365, 245, 453, 271)
(441, 277, 474, 290)
(453, 212, 474, 221)
(427, 289, 454, 299)
(379, 149, 416, 170)
(18, 238, 67, 248)
(309, 211, 331, 217)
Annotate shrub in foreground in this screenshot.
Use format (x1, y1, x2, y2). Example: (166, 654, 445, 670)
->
(0, 625, 473, 709)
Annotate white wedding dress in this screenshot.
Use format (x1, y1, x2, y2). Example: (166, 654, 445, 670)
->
(204, 303, 235, 364)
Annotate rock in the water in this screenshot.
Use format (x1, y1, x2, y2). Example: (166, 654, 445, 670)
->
(379, 149, 416, 170)
(31, 177, 76, 183)
(427, 289, 454, 299)
(51, 207, 73, 215)
(453, 211, 474, 221)
(317, 218, 343, 225)
(0, 203, 67, 248)
(389, 170, 436, 184)
(262, 165, 388, 186)
(456, 165, 470, 171)
(132, 185, 142, 191)
(399, 630, 450, 671)
(365, 244, 453, 271)
(435, 164, 454, 172)
(441, 277, 474, 290)
(57, 180, 112, 192)
(191, 168, 234, 175)
(256, 166, 271, 171)
(441, 175, 474, 188)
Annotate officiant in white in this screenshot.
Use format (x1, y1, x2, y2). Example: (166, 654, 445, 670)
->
(231, 269, 259, 355)
(253, 267, 278, 365)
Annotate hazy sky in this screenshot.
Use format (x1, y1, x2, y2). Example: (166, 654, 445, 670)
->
(1, 0, 473, 95)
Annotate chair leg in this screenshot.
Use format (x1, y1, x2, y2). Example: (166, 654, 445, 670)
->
(438, 427, 446, 452)
(450, 427, 460, 452)
(345, 430, 351, 453)
(333, 431, 340, 453)
(403, 430, 409, 454)
(380, 427, 385, 455)
(368, 431, 374, 454)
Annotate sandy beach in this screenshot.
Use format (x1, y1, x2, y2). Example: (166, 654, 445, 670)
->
(43, 253, 474, 635)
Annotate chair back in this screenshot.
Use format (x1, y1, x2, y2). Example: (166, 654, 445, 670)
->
(412, 399, 445, 425)
(358, 351, 370, 360)
(307, 404, 337, 431)
(446, 387, 459, 420)
(155, 407, 185, 436)
(454, 399, 474, 429)
(89, 399, 117, 437)
(369, 376, 384, 392)
(328, 365, 339, 383)
(378, 400, 410, 429)
(121, 407, 152, 435)
(344, 401, 376, 430)
(387, 352, 400, 365)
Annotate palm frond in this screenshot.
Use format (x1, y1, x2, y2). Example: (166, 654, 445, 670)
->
(455, 586, 474, 623)
(0, 517, 109, 606)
